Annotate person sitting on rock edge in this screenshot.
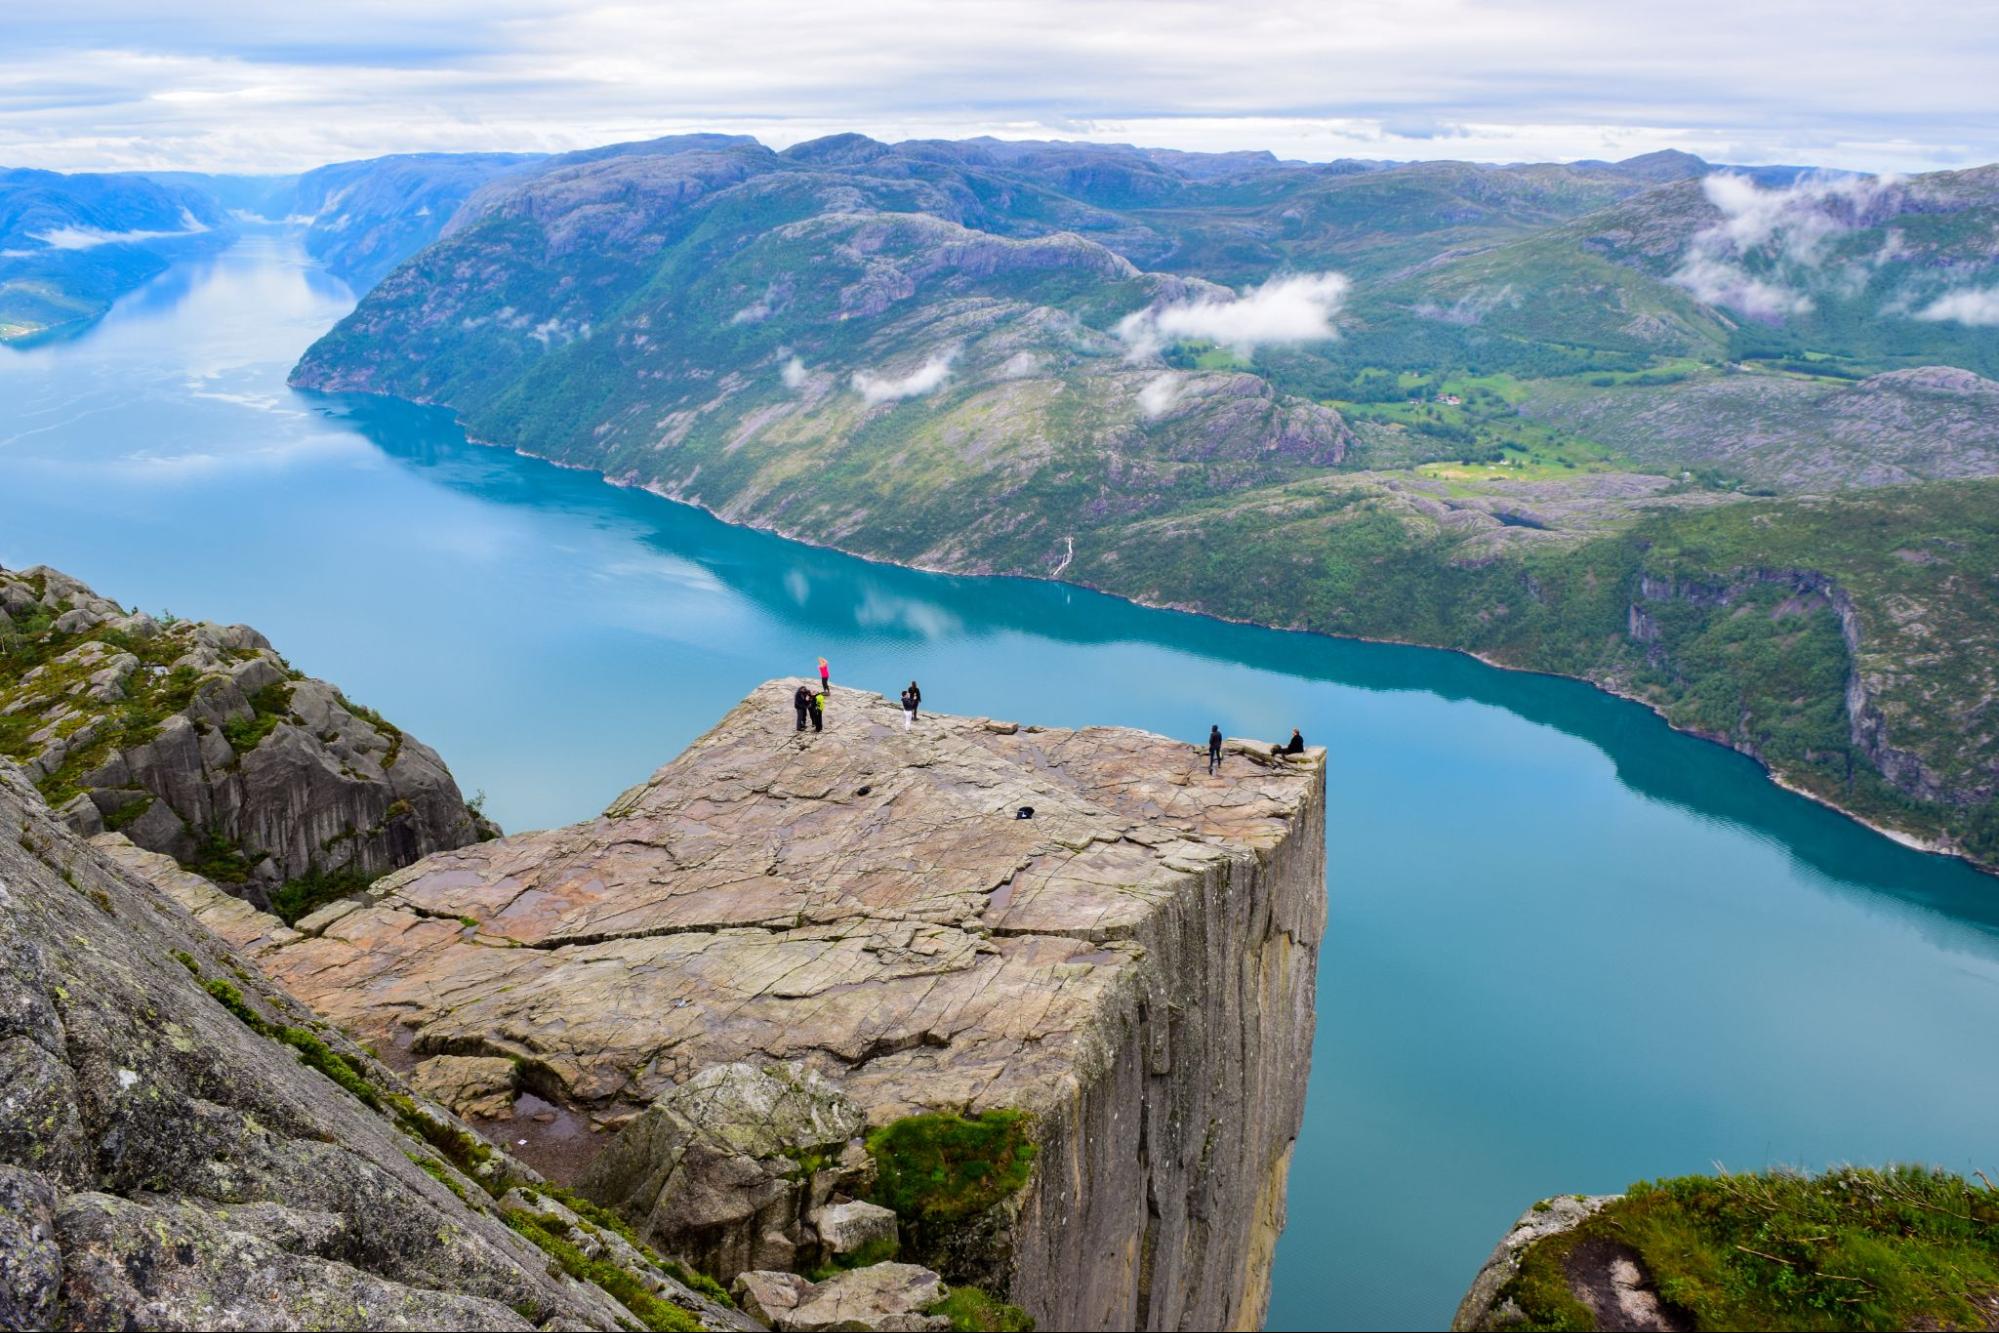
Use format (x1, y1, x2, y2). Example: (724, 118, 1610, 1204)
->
(1283, 727, 1305, 755)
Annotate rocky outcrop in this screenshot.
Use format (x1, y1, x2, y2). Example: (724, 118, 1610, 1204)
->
(208, 680, 1327, 1330)
(0, 757, 752, 1331)
(1452, 1196, 1618, 1331)
(581, 1061, 873, 1279)
(0, 565, 493, 909)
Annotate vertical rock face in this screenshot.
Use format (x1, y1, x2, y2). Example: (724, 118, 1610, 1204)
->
(0, 564, 494, 908)
(217, 681, 1328, 1330)
(0, 759, 751, 1331)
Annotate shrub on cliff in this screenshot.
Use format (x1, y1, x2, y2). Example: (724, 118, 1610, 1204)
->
(865, 1109, 1037, 1224)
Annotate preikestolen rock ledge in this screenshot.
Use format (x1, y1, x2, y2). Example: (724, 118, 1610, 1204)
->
(161, 679, 1330, 1330)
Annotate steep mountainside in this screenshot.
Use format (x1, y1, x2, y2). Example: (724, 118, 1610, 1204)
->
(0, 565, 493, 919)
(0, 757, 752, 1332)
(0, 168, 227, 341)
(280, 152, 548, 292)
(291, 135, 1999, 868)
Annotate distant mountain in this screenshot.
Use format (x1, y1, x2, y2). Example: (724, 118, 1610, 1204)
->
(0, 168, 228, 341)
(1370, 164, 1999, 375)
(291, 133, 1999, 868)
(273, 151, 548, 292)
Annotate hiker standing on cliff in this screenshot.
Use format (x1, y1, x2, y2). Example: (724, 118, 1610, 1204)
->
(818, 656, 831, 692)
(1208, 724, 1223, 774)
(900, 684, 919, 730)
(810, 686, 826, 732)
(793, 684, 813, 732)
(907, 680, 921, 718)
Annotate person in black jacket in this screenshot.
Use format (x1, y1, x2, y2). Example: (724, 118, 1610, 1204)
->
(900, 685, 919, 731)
(793, 684, 813, 732)
(906, 681, 921, 718)
(1283, 728, 1305, 755)
(1207, 724, 1223, 774)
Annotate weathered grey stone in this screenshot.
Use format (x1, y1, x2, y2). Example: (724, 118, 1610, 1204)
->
(812, 1200, 898, 1258)
(580, 1061, 867, 1282)
(733, 1269, 813, 1325)
(0, 1166, 62, 1331)
(775, 1262, 949, 1332)
(0, 758, 754, 1332)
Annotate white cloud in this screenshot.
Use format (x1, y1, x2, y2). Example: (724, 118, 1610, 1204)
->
(1914, 287, 1999, 326)
(1117, 271, 1349, 361)
(1668, 172, 1902, 319)
(1136, 372, 1183, 418)
(780, 355, 809, 388)
(14, 206, 209, 252)
(1672, 254, 1815, 319)
(3, 4, 1997, 174)
(851, 347, 956, 403)
(996, 351, 1042, 379)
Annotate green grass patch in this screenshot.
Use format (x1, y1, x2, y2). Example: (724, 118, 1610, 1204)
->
(268, 865, 372, 925)
(411, 1153, 473, 1202)
(222, 681, 294, 752)
(202, 976, 272, 1033)
(180, 826, 262, 885)
(1502, 1166, 1999, 1331)
(277, 1025, 382, 1110)
(865, 1109, 1037, 1225)
(503, 1211, 702, 1332)
(925, 1286, 1036, 1332)
(102, 793, 154, 832)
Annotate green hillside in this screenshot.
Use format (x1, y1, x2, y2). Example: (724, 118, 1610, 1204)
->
(291, 136, 1999, 868)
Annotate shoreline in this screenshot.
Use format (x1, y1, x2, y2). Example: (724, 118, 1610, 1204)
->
(304, 379, 1993, 880)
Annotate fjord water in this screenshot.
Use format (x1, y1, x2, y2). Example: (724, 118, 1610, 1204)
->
(8, 233, 1999, 1331)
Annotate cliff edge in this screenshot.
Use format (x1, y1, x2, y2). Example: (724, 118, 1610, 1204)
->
(202, 680, 1329, 1330)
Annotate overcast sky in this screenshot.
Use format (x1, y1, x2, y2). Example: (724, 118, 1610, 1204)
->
(4, 1, 1996, 176)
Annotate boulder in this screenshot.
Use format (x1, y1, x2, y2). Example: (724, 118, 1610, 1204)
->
(580, 1062, 867, 1283)
(411, 1055, 520, 1121)
(811, 1199, 898, 1260)
(733, 1269, 814, 1326)
(775, 1263, 949, 1332)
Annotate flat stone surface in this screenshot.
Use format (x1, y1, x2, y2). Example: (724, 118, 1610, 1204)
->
(241, 680, 1321, 1141)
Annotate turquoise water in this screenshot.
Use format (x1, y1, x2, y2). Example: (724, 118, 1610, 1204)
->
(6, 233, 1999, 1331)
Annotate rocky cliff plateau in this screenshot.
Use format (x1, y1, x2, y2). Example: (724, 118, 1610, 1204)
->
(159, 680, 1330, 1330)
(0, 564, 494, 914)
